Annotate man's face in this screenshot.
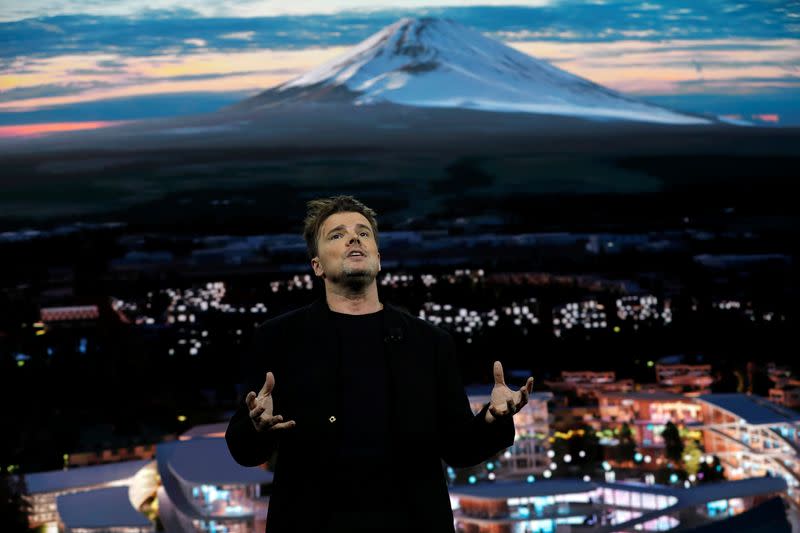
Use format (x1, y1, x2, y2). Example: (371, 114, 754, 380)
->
(311, 211, 381, 289)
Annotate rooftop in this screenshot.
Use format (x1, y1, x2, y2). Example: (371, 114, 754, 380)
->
(157, 437, 273, 485)
(25, 459, 152, 494)
(56, 486, 151, 528)
(698, 394, 800, 425)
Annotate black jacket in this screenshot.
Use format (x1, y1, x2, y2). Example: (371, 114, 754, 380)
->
(225, 299, 515, 532)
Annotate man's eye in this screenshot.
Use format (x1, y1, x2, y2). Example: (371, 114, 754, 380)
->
(360, 232, 369, 237)
(331, 234, 342, 239)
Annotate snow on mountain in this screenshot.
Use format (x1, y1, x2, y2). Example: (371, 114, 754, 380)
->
(244, 17, 710, 125)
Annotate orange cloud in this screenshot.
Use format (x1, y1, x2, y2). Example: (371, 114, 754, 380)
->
(751, 114, 779, 123)
(0, 121, 126, 138)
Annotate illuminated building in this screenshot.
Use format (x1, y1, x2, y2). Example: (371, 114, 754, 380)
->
(656, 363, 713, 396)
(697, 393, 800, 505)
(24, 459, 157, 532)
(156, 437, 273, 532)
(467, 386, 552, 475)
(545, 371, 634, 400)
(769, 386, 800, 410)
(597, 392, 702, 448)
(450, 477, 787, 532)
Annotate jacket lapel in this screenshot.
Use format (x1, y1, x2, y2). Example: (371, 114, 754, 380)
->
(297, 298, 341, 465)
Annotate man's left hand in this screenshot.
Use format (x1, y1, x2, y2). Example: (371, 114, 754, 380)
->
(485, 361, 533, 423)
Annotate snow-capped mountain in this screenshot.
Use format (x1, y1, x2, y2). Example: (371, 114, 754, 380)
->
(237, 17, 709, 125)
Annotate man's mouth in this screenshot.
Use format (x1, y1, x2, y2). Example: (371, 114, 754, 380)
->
(347, 250, 366, 257)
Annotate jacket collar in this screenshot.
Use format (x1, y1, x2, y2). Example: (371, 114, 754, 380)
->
(305, 297, 407, 342)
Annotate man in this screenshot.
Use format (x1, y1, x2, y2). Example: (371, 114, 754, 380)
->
(226, 195, 533, 533)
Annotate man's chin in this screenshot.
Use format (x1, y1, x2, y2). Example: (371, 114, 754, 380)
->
(336, 269, 376, 289)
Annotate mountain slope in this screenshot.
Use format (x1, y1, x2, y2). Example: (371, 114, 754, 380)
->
(236, 17, 710, 125)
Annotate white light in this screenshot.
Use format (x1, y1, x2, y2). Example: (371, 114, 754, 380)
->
(547, 450, 555, 458)
(583, 475, 590, 482)
(644, 455, 652, 463)
(488, 472, 496, 480)
(543, 470, 552, 479)
(564, 454, 572, 463)
(550, 462, 557, 470)
(579, 451, 586, 458)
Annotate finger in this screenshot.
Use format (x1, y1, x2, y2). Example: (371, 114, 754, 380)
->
(512, 389, 523, 406)
(526, 377, 534, 393)
(245, 391, 257, 409)
(259, 371, 275, 396)
(493, 361, 506, 386)
(270, 420, 296, 431)
(253, 413, 279, 431)
(519, 387, 529, 407)
(249, 405, 265, 420)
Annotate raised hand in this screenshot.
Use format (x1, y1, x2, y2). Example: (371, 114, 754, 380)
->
(485, 361, 534, 423)
(246, 371, 296, 432)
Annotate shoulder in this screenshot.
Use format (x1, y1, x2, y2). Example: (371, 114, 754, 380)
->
(384, 302, 452, 344)
(250, 301, 314, 341)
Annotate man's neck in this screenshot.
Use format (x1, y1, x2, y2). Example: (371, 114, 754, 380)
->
(325, 283, 382, 315)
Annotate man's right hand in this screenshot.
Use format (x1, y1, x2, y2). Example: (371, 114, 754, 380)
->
(246, 371, 296, 432)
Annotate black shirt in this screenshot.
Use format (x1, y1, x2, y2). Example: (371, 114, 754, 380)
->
(324, 308, 410, 532)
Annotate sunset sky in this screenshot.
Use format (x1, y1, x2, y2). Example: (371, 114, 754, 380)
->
(1, 0, 798, 137)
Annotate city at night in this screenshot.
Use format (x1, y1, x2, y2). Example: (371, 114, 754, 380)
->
(1, 1, 798, 532)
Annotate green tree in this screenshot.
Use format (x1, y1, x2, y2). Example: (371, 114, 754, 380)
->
(683, 439, 703, 477)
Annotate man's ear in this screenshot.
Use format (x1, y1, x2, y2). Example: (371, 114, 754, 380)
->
(377, 251, 381, 272)
(311, 257, 324, 278)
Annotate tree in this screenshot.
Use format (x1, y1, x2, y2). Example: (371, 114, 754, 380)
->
(0, 473, 30, 532)
(616, 423, 637, 464)
(579, 425, 602, 467)
(683, 439, 703, 477)
(662, 421, 684, 463)
(698, 455, 726, 484)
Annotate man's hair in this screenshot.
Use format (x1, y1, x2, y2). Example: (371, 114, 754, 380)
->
(303, 195, 379, 259)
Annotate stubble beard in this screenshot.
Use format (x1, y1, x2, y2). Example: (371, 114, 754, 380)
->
(329, 260, 378, 293)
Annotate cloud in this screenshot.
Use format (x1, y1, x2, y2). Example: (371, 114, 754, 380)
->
(0, 83, 108, 103)
(220, 31, 256, 41)
(24, 20, 65, 33)
(0, 91, 253, 125)
(0, 3, 797, 124)
(0, 1, 557, 22)
(0, 3, 797, 63)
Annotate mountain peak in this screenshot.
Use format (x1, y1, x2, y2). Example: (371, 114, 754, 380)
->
(241, 17, 709, 125)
